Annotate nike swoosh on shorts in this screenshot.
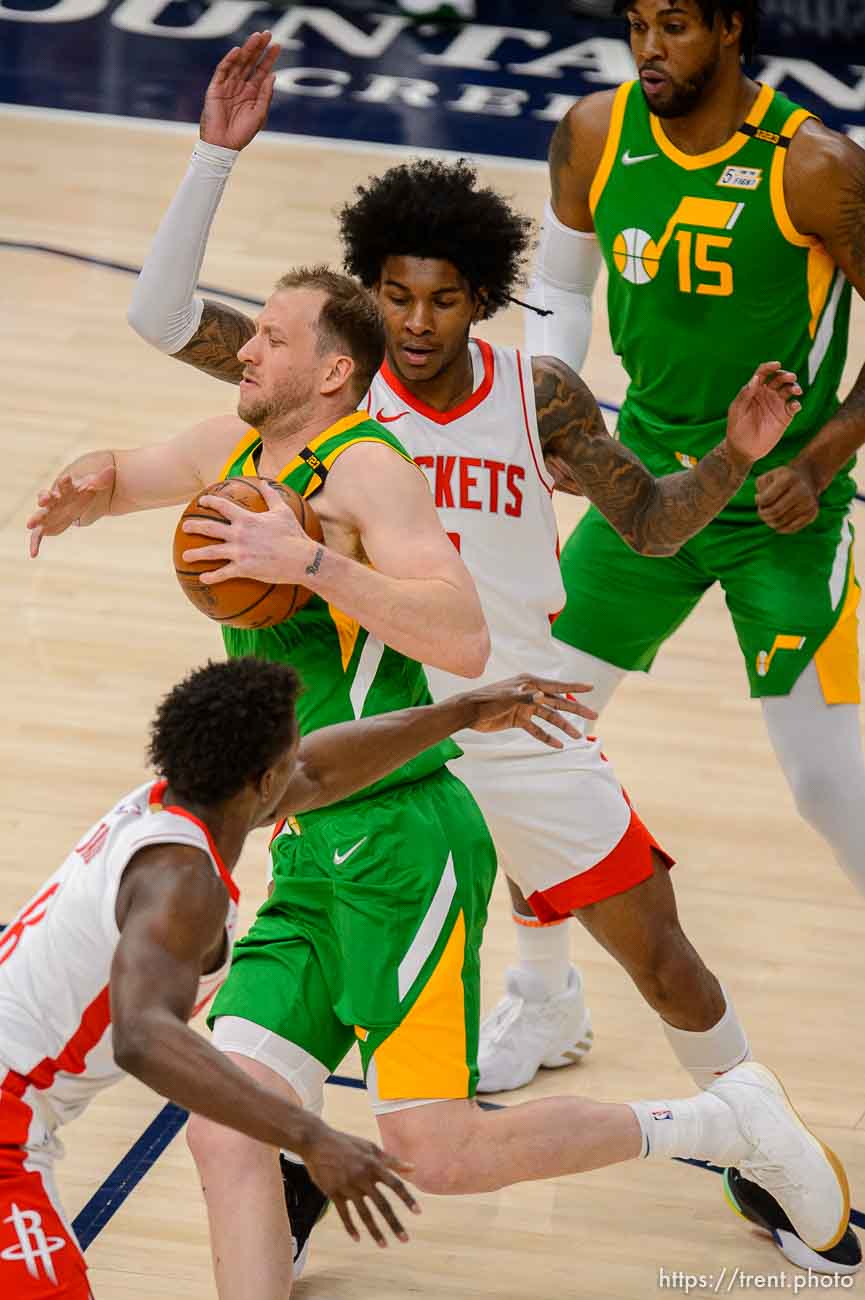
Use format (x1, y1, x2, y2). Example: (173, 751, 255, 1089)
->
(333, 837, 368, 865)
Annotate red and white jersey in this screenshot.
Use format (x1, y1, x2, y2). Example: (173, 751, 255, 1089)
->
(367, 339, 570, 746)
(0, 780, 238, 1140)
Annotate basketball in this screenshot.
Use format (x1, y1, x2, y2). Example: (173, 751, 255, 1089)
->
(173, 477, 323, 629)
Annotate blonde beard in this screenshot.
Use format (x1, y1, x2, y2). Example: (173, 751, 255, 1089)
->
(237, 383, 315, 433)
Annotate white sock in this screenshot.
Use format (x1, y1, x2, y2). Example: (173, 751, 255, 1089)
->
(513, 912, 571, 997)
(627, 1091, 750, 1165)
(662, 990, 751, 1089)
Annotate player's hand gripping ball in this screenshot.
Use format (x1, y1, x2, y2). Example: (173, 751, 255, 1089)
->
(174, 477, 323, 628)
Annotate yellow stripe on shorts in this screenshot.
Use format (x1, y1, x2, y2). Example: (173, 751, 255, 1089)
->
(814, 557, 861, 705)
(372, 911, 469, 1102)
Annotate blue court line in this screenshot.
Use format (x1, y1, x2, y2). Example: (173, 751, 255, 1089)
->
(0, 238, 266, 310)
(72, 1101, 189, 1251)
(68, 1081, 865, 1251)
(69, 1071, 504, 1248)
(2, 236, 863, 504)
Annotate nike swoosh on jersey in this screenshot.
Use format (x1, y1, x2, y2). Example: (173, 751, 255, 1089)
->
(376, 408, 408, 423)
(621, 149, 659, 166)
(333, 837, 367, 865)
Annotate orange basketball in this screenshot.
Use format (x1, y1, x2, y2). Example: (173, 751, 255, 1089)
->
(173, 477, 323, 629)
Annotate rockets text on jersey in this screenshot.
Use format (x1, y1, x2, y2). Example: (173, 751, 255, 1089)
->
(366, 339, 570, 716)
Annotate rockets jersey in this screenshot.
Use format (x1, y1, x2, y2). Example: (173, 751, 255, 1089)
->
(366, 339, 568, 747)
(0, 780, 238, 1136)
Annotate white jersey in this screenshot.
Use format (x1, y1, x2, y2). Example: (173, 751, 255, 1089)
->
(367, 339, 570, 748)
(0, 780, 238, 1137)
(367, 341, 661, 907)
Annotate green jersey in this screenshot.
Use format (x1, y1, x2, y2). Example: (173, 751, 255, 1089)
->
(591, 80, 854, 518)
(220, 411, 459, 801)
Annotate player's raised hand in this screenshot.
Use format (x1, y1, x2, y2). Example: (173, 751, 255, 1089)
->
(301, 1125, 420, 1248)
(200, 32, 281, 152)
(755, 463, 820, 533)
(724, 361, 802, 465)
(26, 464, 116, 558)
(461, 675, 597, 749)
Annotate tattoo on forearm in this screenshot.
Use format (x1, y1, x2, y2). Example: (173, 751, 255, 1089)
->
(175, 299, 255, 384)
(837, 151, 865, 281)
(305, 546, 324, 577)
(548, 116, 572, 211)
(533, 357, 749, 556)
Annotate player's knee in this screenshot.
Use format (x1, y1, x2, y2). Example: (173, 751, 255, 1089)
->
(625, 923, 705, 1009)
(785, 760, 841, 831)
(399, 1143, 467, 1195)
(186, 1111, 264, 1180)
(378, 1114, 476, 1195)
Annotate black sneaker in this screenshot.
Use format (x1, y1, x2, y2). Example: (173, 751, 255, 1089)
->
(280, 1155, 330, 1279)
(724, 1167, 862, 1275)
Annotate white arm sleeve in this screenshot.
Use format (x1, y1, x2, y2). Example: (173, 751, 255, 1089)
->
(127, 140, 239, 354)
(523, 201, 603, 374)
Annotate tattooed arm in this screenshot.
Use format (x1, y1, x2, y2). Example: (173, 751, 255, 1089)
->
(162, 36, 278, 383)
(172, 299, 255, 384)
(128, 36, 274, 382)
(534, 357, 801, 556)
(754, 124, 865, 533)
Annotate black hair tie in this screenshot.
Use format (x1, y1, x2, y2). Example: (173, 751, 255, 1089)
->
(508, 295, 553, 317)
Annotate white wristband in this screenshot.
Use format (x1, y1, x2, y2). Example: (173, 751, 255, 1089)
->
(523, 202, 603, 373)
(192, 139, 240, 173)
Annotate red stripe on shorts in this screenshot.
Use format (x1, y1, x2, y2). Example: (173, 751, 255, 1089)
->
(527, 807, 674, 920)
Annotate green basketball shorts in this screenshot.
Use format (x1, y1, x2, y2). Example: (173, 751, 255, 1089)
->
(208, 767, 497, 1109)
(554, 502, 860, 701)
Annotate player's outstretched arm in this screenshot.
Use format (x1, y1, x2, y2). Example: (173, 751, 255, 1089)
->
(278, 676, 597, 816)
(128, 32, 278, 381)
(111, 844, 420, 1246)
(27, 414, 246, 556)
(755, 125, 865, 533)
(26, 453, 116, 557)
(534, 357, 800, 556)
(182, 451, 491, 677)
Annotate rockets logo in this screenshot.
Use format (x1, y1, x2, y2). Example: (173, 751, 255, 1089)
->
(1, 1204, 67, 1284)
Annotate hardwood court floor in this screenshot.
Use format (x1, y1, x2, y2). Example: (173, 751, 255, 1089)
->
(1, 109, 863, 1298)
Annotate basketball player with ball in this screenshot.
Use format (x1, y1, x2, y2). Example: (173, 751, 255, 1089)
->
(93, 30, 857, 1278)
(26, 269, 854, 1300)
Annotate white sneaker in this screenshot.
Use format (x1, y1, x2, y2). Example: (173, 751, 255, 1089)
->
(477, 965, 593, 1093)
(708, 1063, 850, 1253)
